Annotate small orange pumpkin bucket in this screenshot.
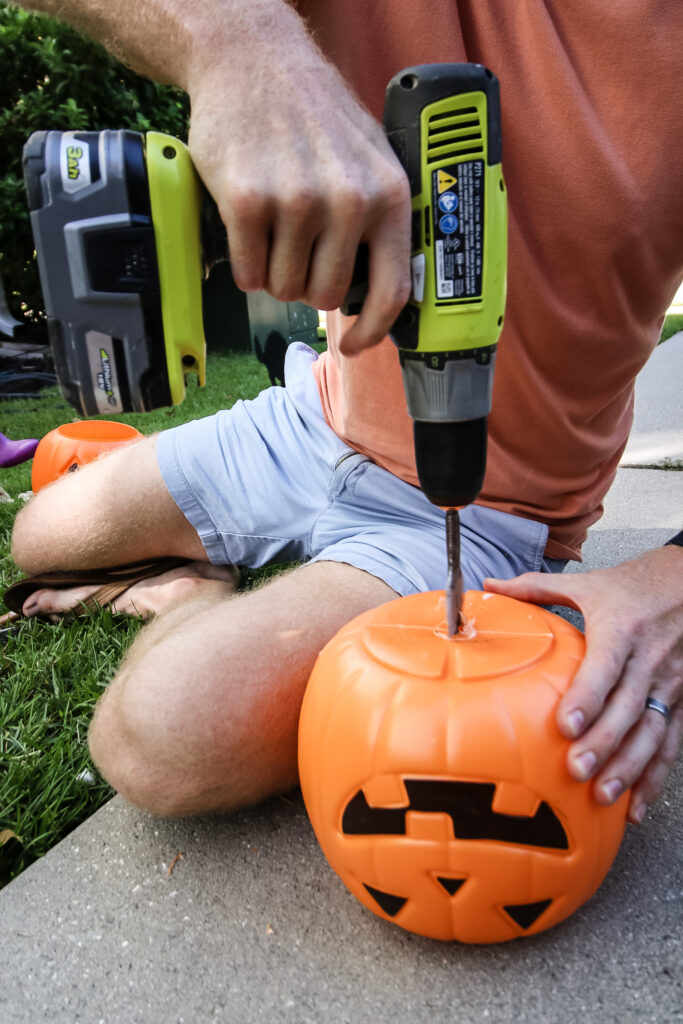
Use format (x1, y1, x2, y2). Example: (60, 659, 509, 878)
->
(31, 420, 143, 493)
(299, 590, 628, 943)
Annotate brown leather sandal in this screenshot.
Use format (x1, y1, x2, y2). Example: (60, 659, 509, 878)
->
(2, 557, 192, 619)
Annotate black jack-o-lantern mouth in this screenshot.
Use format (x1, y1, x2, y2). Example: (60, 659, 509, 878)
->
(342, 779, 569, 848)
(341, 777, 570, 930)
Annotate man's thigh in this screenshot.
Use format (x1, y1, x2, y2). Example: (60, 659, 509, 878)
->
(309, 458, 554, 597)
(89, 559, 398, 815)
(155, 383, 555, 595)
(12, 435, 206, 573)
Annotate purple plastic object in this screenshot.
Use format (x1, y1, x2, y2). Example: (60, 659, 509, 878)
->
(0, 431, 39, 468)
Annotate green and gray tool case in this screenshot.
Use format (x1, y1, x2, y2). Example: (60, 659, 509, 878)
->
(23, 130, 205, 416)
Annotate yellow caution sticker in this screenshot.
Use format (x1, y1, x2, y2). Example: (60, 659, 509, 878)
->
(437, 169, 457, 193)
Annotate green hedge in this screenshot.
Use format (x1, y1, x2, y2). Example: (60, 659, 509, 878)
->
(0, 1, 189, 332)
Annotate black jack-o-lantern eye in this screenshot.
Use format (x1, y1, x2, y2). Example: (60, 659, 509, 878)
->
(362, 883, 553, 932)
(298, 590, 630, 943)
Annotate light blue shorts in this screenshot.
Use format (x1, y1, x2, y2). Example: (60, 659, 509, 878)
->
(156, 344, 564, 596)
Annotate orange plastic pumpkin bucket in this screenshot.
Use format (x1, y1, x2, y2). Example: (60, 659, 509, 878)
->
(299, 590, 628, 943)
(31, 420, 143, 493)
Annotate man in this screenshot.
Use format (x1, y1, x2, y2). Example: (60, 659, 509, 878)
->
(8, 0, 683, 824)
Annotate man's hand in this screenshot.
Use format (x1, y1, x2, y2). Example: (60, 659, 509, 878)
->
(21, 0, 412, 351)
(483, 545, 683, 824)
(186, 3, 411, 354)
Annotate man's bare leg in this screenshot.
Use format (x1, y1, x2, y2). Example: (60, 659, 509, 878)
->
(88, 560, 396, 816)
(9, 435, 229, 617)
(10, 435, 398, 815)
(11, 435, 206, 575)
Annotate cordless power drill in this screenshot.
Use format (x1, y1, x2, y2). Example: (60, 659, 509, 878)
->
(22, 63, 507, 631)
(346, 65, 507, 630)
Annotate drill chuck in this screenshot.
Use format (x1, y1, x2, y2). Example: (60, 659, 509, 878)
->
(399, 345, 496, 421)
(400, 346, 496, 506)
(413, 417, 488, 508)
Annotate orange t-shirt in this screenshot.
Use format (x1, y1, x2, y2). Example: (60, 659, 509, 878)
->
(298, 1, 683, 560)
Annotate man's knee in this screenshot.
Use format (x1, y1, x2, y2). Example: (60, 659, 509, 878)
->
(87, 653, 298, 818)
(11, 440, 151, 572)
(88, 697, 294, 818)
(88, 695, 204, 817)
(10, 436, 205, 574)
(10, 501, 38, 571)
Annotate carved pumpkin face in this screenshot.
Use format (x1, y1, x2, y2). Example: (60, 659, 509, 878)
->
(299, 591, 628, 943)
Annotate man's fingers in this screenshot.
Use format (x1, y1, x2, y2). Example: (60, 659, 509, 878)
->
(586, 697, 670, 806)
(338, 177, 412, 354)
(557, 617, 635, 741)
(485, 572, 622, 738)
(338, 247, 411, 353)
(565, 654, 658, 784)
(483, 571, 582, 611)
(215, 159, 410, 332)
(567, 686, 669, 802)
(267, 191, 323, 301)
(628, 703, 683, 823)
(546, 596, 678, 817)
(488, 554, 682, 820)
(485, 573, 641, 745)
(302, 217, 367, 312)
(221, 186, 272, 294)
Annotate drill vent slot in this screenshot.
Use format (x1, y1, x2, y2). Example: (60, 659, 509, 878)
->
(427, 108, 484, 164)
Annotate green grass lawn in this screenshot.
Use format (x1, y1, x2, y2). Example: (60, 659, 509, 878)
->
(0, 348, 288, 889)
(661, 313, 683, 343)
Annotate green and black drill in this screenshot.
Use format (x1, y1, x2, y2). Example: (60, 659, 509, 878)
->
(343, 65, 507, 631)
(22, 63, 507, 633)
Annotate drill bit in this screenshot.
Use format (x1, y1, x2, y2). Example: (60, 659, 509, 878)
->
(445, 507, 463, 637)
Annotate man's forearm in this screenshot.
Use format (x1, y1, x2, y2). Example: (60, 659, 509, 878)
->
(18, 0, 412, 347)
(17, 0, 311, 93)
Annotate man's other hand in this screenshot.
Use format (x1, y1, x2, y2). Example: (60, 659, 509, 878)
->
(484, 545, 683, 825)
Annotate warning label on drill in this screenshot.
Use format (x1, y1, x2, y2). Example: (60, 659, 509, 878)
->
(432, 160, 484, 300)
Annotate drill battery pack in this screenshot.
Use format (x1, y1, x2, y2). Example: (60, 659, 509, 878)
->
(22, 130, 206, 416)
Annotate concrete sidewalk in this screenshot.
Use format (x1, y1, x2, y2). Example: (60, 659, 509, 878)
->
(1, 340, 682, 1024)
(620, 331, 683, 468)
